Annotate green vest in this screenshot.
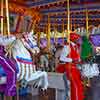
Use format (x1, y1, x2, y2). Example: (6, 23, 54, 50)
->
(81, 36, 93, 60)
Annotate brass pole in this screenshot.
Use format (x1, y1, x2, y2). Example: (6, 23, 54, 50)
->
(54, 19, 57, 44)
(1, 0, 3, 35)
(32, 20, 36, 32)
(67, 0, 71, 100)
(5, 0, 10, 35)
(37, 28, 41, 47)
(47, 14, 51, 49)
(86, 8, 89, 37)
(62, 19, 65, 44)
(67, 0, 70, 43)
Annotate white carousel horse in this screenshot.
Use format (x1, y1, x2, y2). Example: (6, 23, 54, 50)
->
(81, 34, 100, 78)
(81, 56, 100, 79)
(81, 63, 99, 78)
(75, 25, 100, 36)
(0, 32, 48, 90)
(75, 27, 86, 36)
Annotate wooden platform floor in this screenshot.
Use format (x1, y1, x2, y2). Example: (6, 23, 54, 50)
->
(0, 88, 55, 100)
(0, 87, 92, 100)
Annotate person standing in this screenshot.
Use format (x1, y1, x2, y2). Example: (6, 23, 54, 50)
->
(56, 33, 84, 100)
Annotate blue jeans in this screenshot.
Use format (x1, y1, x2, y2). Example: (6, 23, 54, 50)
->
(63, 72, 69, 100)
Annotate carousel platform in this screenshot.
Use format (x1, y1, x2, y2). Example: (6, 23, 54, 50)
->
(28, 72, 66, 100)
(0, 72, 66, 100)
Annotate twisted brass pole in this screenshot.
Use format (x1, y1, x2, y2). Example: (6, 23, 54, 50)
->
(5, 0, 10, 35)
(1, 0, 3, 35)
(67, 0, 70, 43)
(86, 8, 89, 37)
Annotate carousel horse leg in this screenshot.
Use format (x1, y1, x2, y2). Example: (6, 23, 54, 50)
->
(28, 71, 48, 90)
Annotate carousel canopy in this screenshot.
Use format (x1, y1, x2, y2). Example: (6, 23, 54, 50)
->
(0, 0, 100, 32)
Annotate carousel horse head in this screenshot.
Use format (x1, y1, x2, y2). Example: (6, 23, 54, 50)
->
(22, 31, 40, 54)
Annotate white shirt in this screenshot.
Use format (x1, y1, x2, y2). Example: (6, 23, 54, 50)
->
(60, 45, 72, 62)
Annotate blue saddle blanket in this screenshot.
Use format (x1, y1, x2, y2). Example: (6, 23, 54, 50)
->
(0, 65, 6, 76)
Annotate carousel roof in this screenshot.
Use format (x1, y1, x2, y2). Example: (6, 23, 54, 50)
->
(8, 0, 100, 7)
(29, 0, 99, 31)
(1, 0, 100, 32)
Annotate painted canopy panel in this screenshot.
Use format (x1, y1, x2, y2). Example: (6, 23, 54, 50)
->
(8, 0, 100, 7)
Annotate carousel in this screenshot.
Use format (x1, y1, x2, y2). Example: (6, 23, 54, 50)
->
(0, 0, 100, 100)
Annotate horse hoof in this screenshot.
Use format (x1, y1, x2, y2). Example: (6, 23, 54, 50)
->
(20, 79, 28, 88)
(39, 89, 47, 96)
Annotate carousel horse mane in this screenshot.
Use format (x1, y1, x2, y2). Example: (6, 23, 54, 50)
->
(22, 32, 40, 54)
